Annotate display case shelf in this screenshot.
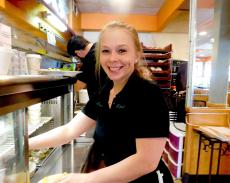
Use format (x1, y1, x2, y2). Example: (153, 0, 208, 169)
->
(0, 75, 75, 183)
(0, 132, 15, 160)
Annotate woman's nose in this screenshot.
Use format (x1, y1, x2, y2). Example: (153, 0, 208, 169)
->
(109, 51, 119, 61)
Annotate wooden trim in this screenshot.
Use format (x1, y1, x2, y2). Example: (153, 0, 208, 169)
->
(157, 0, 185, 31)
(81, 13, 157, 32)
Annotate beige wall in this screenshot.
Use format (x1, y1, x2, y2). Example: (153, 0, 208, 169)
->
(150, 32, 189, 61)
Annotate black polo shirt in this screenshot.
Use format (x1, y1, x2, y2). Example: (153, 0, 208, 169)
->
(82, 73, 170, 182)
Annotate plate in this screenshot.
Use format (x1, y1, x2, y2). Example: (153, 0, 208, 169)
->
(39, 69, 82, 77)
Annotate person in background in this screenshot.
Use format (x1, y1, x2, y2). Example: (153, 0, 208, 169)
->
(176, 62, 187, 93)
(176, 62, 188, 122)
(30, 21, 173, 183)
(67, 35, 107, 98)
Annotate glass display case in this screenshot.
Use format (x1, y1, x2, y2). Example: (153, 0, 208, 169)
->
(0, 75, 75, 183)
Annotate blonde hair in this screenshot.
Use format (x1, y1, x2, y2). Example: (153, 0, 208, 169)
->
(95, 21, 150, 80)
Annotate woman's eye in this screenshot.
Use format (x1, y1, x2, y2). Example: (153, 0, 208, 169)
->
(101, 49, 109, 54)
(118, 49, 127, 54)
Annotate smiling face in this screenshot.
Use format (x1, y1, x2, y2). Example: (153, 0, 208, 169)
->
(99, 27, 140, 84)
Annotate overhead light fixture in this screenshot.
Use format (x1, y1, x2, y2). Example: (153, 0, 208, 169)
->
(109, 0, 132, 13)
(41, 11, 68, 32)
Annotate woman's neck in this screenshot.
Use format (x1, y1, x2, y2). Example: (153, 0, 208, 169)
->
(112, 78, 128, 95)
(85, 43, 93, 52)
(109, 78, 129, 108)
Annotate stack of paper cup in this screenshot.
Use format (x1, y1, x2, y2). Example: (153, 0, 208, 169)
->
(0, 168, 6, 183)
(28, 103, 41, 124)
(79, 89, 89, 104)
(0, 47, 13, 75)
(26, 54, 42, 75)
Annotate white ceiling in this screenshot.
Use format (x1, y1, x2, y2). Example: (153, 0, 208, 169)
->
(76, 0, 166, 15)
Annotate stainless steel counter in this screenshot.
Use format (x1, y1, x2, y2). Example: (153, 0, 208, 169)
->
(31, 137, 94, 183)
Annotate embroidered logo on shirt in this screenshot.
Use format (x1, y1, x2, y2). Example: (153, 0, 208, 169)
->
(115, 104, 126, 109)
(96, 101, 104, 108)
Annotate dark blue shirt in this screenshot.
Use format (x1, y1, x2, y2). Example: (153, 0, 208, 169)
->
(77, 43, 107, 98)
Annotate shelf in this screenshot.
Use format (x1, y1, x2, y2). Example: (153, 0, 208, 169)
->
(143, 44, 172, 96)
(144, 52, 171, 60)
(142, 44, 172, 53)
(154, 77, 171, 81)
(0, 1, 71, 52)
(38, 0, 75, 35)
(158, 83, 171, 88)
(151, 70, 171, 75)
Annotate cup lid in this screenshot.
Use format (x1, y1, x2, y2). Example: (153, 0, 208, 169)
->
(26, 54, 42, 59)
(0, 46, 13, 53)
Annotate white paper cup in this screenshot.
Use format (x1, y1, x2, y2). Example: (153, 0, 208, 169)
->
(0, 47, 13, 75)
(26, 54, 42, 75)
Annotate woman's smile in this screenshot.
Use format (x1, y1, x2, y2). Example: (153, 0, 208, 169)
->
(108, 64, 124, 72)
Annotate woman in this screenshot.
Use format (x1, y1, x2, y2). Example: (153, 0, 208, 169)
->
(30, 21, 173, 183)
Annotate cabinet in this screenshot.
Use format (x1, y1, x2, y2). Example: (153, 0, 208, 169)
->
(0, 75, 76, 182)
(142, 44, 172, 94)
(162, 122, 185, 179)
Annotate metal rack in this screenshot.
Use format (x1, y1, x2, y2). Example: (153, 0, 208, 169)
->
(196, 131, 230, 183)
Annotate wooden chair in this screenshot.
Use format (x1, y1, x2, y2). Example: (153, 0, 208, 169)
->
(183, 112, 230, 176)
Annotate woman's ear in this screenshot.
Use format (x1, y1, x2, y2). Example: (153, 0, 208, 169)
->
(75, 50, 84, 58)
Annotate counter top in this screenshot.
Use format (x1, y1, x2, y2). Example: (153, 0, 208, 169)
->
(0, 75, 76, 89)
(0, 75, 77, 116)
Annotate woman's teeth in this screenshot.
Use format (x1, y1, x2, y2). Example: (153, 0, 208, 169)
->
(109, 66, 122, 71)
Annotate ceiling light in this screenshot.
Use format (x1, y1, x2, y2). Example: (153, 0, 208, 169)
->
(109, 0, 132, 13)
(41, 11, 68, 32)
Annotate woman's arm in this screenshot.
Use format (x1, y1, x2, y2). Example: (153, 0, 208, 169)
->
(59, 137, 167, 183)
(29, 111, 96, 150)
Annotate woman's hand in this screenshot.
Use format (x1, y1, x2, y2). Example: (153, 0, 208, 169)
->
(53, 173, 88, 183)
